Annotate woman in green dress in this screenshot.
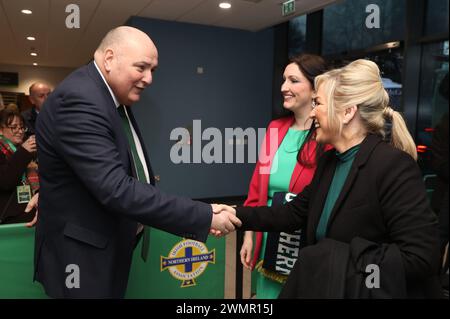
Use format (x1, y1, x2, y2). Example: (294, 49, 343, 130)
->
(240, 54, 327, 298)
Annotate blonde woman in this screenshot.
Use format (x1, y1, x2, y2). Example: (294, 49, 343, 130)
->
(219, 59, 441, 298)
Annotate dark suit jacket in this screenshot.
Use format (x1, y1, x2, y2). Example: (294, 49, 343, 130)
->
(22, 107, 38, 137)
(431, 113, 449, 214)
(0, 147, 35, 224)
(35, 61, 212, 298)
(237, 134, 441, 298)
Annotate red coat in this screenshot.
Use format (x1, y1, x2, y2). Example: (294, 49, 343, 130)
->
(243, 116, 323, 269)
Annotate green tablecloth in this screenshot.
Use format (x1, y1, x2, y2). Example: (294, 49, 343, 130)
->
(0, 224, 225, 298)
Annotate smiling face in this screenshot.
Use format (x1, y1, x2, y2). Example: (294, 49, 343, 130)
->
(281, 63, 314, 114)
(310, 84, 338, 145)
(103, 34, 158, 106)
(0, 115, 25, 145)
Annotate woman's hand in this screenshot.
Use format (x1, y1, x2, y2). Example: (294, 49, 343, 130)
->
(25, 192, 38, 227)
(22, 135, 37, 153)
(240, 231, 254, 270)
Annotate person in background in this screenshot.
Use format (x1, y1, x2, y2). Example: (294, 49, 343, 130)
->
(22, 82, 51, 136)
(430, 72, 449, 298)
(240, 54, 327, 299)
(431, 72, 449, 254)
(218, 59, 441, 298)
(0, 109, 38, 224)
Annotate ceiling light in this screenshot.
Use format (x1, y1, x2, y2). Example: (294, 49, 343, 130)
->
(219, 2, 231, 9)
(33, 63, 38, 66)
(26, 36, 35, 41)
(30, 52, 37, 56)
(21, 9, 32, 15)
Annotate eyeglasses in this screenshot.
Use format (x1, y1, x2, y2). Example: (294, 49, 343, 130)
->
(6, 125, 28, 133)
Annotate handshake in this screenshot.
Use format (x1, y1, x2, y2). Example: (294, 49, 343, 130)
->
(209, 204, 241, 237)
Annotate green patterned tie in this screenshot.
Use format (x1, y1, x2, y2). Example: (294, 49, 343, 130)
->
(117, 105, 150, 261)
(117, 105, 147, 182)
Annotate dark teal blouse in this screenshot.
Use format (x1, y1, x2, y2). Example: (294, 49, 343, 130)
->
(315, 144, 361, 240)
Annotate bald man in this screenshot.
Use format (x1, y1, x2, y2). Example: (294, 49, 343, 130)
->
(22, 82, 51, 136)
(34, 26, 240, 298)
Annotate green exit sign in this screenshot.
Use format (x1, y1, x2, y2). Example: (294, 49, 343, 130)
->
(282, 0, 296, 16)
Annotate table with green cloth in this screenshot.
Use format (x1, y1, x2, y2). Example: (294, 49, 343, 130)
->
(0, 224, 226, 298)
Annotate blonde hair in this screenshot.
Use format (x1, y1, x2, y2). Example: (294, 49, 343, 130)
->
(315, 59, 417, 160)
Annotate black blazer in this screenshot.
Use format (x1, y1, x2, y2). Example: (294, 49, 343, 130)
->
(35, 61, 212, 298)
(237, 134, 441, 298)
(279, 237, 409, 298)
(22, 107, 38, 137)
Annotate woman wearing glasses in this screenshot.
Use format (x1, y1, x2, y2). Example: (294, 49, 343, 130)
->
(0, 109, 38, 224)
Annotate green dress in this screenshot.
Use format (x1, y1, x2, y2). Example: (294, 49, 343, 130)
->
(256, 128, 308, 299)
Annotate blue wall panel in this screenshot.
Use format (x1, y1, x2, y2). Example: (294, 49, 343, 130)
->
(128, 17, 274, 198)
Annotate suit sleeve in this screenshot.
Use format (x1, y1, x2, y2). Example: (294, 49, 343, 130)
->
(237, 183, 310, 232)
(53, 92, 212, 242)
(378, 150, 440, 280)
(243, 121, 276, 207)
(243, 161, 263, 207)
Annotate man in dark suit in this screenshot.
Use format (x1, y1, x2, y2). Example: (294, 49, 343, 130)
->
(22, 82, 51, 136)
(32, 26, 239, 298)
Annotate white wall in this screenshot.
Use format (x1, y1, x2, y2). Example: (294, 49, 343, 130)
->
(0, 64, 74, 94)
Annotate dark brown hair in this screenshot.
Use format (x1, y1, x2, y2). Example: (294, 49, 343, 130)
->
(0, 109, 24, 128)
(289, 53, 327, 87)
(288, 53, 328, 167)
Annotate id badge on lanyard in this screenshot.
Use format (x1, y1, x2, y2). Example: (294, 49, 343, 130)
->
(17, 184, 32, 204)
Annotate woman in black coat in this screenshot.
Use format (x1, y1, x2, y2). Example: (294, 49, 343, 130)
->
(215, 60, 441, 298)
(0, 109, 38, 224)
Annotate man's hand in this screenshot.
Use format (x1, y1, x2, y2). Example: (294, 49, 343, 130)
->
(25, 193, 39, 227)
(211, 204, 236, 215)
(210, 204, 239, 237)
